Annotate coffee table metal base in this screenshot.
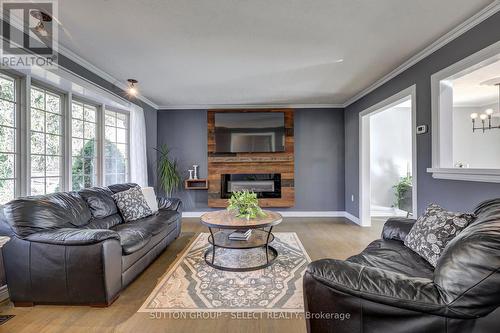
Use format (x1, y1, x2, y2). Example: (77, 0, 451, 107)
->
(203, 227, 278, 272)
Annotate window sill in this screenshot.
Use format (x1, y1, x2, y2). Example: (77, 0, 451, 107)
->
(427, 168, 500, 183)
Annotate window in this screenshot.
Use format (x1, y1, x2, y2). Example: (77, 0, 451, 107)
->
(430, 41, 500, 182)
(71, 100, 98, 190)
(104, 110, 129, 185)
(29, 86, 63, 195)
(0, 74, 17, 203)
(0, 70, 138, 202)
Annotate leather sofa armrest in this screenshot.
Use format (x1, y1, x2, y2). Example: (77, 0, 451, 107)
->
(3, 234, 122, 305)
(25, 228, 119, 245)
(382, 217, 416, 242)
(305, 259, 471, 319)
(157, 197, 182, 213)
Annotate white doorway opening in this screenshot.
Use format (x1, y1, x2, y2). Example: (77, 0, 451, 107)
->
(359, 86, 418, 227)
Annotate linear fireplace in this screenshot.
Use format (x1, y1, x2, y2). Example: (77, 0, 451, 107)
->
(221, 174, 281, 199)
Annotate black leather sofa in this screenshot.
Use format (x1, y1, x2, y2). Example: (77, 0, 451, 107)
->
(0, 183, 182, 306)
(304, 198, 500, 333)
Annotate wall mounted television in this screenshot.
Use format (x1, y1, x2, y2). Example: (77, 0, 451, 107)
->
(214, 112, 286, 153)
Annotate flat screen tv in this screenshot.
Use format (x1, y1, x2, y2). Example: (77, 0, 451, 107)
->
(214, 113, 286, 153)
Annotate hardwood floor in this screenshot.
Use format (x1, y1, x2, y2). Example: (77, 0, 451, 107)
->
(0, 217, 385, 333)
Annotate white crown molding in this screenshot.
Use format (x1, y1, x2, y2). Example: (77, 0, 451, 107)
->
(343, 1, 500, 108)
(158, 103, 344, 110)
(182, 211, 362, 225)
(58, 45, 160, 109)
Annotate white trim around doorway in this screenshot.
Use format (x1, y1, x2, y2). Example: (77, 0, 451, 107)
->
(359, 85, 418, 227)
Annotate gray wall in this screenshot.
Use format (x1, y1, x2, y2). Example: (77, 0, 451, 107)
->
(58, 55, 158, 186)
(157, 108, 345, 212)
(345, 11, 500, 218)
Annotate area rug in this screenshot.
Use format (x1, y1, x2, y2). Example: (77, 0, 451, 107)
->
(138, 232, 311, 313)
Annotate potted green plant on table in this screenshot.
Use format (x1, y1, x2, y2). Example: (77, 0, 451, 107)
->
(227, 190, 266, 220)
(155, 144, 181, 197)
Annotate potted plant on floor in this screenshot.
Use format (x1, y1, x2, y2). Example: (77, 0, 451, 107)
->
(393, 175, 412, 216)
(227, 190, 266, 220)
(155, 144, 181, 197)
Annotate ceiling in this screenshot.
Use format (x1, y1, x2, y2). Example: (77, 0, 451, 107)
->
(452, 59, 500, 107)
(56, 0, 495, 108)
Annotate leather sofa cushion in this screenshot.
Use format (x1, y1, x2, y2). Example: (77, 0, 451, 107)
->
(107, 183, 138, 194)
(3, 192, 91, 237)
(126, 210, 179, 236)
(25, 228, 120, 245)
(111, 223, 152, 254)
(78, 187, 118, 219)
(110, 209, 180, 255)
(84, 213, 123, 230)
(347, 239, 434, 279)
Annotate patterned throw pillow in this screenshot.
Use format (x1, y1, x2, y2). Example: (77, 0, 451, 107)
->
(112, 186, 153, 222)
(404, 204, 475, 267)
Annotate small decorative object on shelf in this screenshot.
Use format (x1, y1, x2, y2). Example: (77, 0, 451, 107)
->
(188, 169, 194, 180)
(193, 164, 199, 179)
(227, 190, 266, 220)
(185, 178, 208, 190)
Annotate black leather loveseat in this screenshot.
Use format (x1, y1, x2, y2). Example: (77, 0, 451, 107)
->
(304, 198, 500, 333)
(0, 183, 182, 306)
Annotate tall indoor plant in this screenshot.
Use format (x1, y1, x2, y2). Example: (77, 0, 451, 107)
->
(155, 144, 181, 197)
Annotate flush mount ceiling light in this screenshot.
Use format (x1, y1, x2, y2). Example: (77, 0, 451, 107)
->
(127, 79, 138, 96)
(30, 10, 52, 37)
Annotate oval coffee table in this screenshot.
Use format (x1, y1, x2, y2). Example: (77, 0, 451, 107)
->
(200, 210, 282, 272)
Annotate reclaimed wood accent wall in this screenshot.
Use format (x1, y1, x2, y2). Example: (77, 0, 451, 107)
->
(207, 109, 295, 208)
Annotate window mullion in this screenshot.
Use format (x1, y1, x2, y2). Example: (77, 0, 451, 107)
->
(65, 92, 72, 191)
(98, 104, 105, 187)
(20, 75, 31, 197)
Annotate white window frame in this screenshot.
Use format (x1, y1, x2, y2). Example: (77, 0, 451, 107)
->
(70, 97, 102, 191)
(0, 72, 21, 202)
(0, 66, 136, 199)
(103, 108, 131, 186)
(28, 82, 67, 195)
(429, 40, 500, 183)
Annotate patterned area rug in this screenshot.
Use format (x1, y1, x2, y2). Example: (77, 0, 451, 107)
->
(138, 232, 311, 313)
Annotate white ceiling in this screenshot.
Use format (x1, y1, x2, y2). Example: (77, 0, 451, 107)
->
(56, 0, 495, 108)
(452, 59, 500, 107)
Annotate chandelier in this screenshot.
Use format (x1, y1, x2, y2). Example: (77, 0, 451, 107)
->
(470, 81, 500, 132)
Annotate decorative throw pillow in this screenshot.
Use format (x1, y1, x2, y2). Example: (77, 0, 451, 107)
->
(404, 204, 475, 267)
(112, 186, 153, 222)
(141, 187, 159, 213)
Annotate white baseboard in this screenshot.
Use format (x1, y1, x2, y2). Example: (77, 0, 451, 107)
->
(370, 205, 407, 217)
(342, 212, 362, 226)
(182, 211, 362, 225)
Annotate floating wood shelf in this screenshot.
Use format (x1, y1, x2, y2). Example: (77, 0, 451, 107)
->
(185, 179, 209, 190)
